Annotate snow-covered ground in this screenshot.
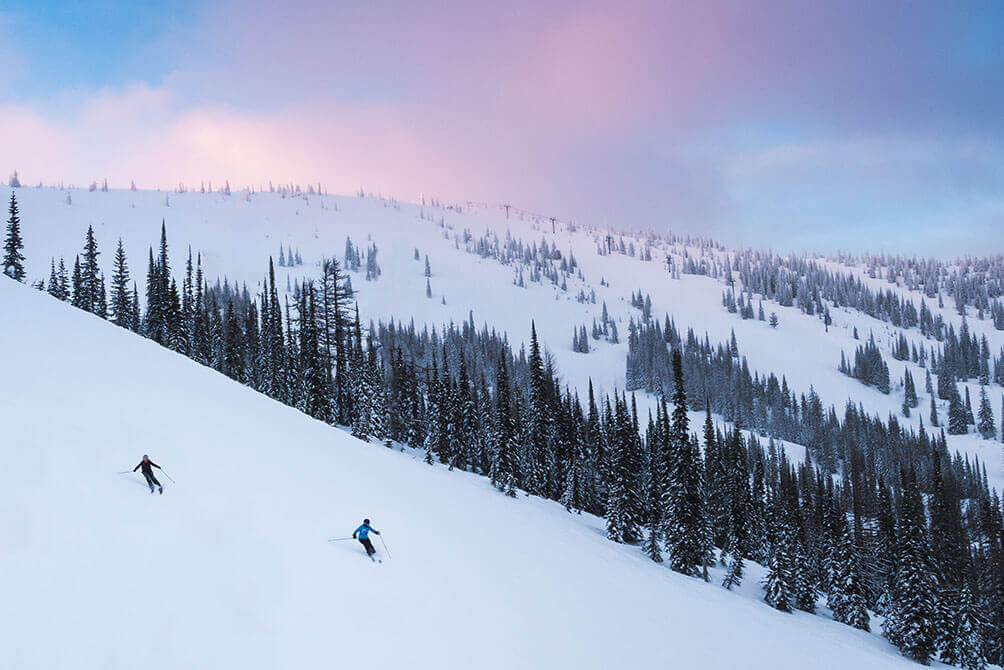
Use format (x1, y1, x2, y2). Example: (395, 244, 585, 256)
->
(1, 276, 966, 669)
(6, 185, 1003, 492)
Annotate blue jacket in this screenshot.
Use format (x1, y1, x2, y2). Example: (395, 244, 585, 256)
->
(354, 523, 378, 540)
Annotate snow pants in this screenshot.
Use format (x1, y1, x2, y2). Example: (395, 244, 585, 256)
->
(143, 471, 161, 491)
(359, 537, 376, 556)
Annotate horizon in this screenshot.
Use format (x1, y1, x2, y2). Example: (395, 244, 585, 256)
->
(5, 181, 1000, 264)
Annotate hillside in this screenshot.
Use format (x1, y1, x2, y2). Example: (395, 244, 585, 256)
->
(5, 185, 1002, 490)
(0, 254, 956, 669)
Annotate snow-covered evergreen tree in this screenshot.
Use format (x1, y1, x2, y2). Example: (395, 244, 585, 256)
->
(643, 405, 666, 562)
(937, 583, 985, 669)
(490, 357, 519, 497)
(2, 193, 25, 282)
(948, 383, 968, 435)
(827, 509, 870, 630)
(976, 385, 995, 439)
(883, 468, 937, 664)
(664, 350, 707, 577)
(721, 430, 750, 589)
(763, 495, 795, 612)
(110, 239, 132, 329)
(525, 323, 551, 496)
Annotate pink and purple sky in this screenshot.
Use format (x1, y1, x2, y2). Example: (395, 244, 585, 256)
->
(1, 0, 1002, 255)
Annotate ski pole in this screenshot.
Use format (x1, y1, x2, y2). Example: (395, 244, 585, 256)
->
(328, 537, 354, 542)
(378, 534, 391, 559)
(159, 470, 176, 484)
(116, 471, 133, 475)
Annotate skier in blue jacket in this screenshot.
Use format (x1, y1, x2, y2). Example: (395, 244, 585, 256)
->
(353, 519, 380, 558)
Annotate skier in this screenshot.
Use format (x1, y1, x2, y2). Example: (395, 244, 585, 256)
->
(133, 455, 163, 494)
(353, 519, 380, 559)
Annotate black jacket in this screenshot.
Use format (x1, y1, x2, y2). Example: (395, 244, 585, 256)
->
(133, 458, 161, 476)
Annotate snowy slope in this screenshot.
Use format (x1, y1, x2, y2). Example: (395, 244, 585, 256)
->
(5, 185, 1003, 490)
(0, 274, 953, 669)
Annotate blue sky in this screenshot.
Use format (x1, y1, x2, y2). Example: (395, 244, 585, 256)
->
(1, 0, 1003, 256)
(2, 1, 197, 94)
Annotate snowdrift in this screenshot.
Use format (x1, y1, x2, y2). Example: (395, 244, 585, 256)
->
(0, 279, 943, 668)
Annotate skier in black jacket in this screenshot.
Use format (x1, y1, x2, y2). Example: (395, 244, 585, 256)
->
(133, 455, 163, 494)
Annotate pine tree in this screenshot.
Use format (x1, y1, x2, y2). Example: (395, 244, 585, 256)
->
(452, 354, 475, 470)
(792, 511, 817, 613)
(421, 363, 439, 461)
(875, 477, 898, 614)
(221, 298, 245, 381)
(298, 282, 329, 422)
(259, 258, 288, 403)
(57, 258, 69, 300)
(976, 385, 995, 439)
(435, 346, 456, 465)
(350, 308, 371, 441)
(702, 403, 728, 549)
(110, 239, 132, 328)
(244, 301, 261, 389)
(490, 357, 519, 496)
(165, 278, 183, 349)
(884, 467, 937, 664)
(938, 361, 953, 400)
(97, 272, 108, 318)
(764, 494, 795, 612)
(130, 283, 141, 332)
(367, 340, 389, 445)
(76, 225, 101, 314)
(181, 248, 195, 354)
(525, 323, 550, 496)
(965, 386, 975, 425)
(721, 429, 750, 589)
(948, 383, 968, 435)
(46, 259, 59, 297)
(605, 394, 639, 543)
(937, 583, 985, 669)
(46, 258, 69, 301)
(561, 396, 589, 514)
(664, 350, 706, 577)
(3, 193, 25, 281)
(748, 458, 768, 564)
(318, 258, 352, 425)
(643, 406, 666, 561)
(828, 507, 870, 630)
(626, 395, 645, 541)
(904, 370, 918, 409)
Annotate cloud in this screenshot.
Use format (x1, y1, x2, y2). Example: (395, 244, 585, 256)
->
(0, 82, 515, 200)
(1, 1, 1003, 256)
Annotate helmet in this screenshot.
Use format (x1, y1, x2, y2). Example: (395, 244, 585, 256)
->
(143, 454, 149, 459)
(363, 518, 370, 524)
